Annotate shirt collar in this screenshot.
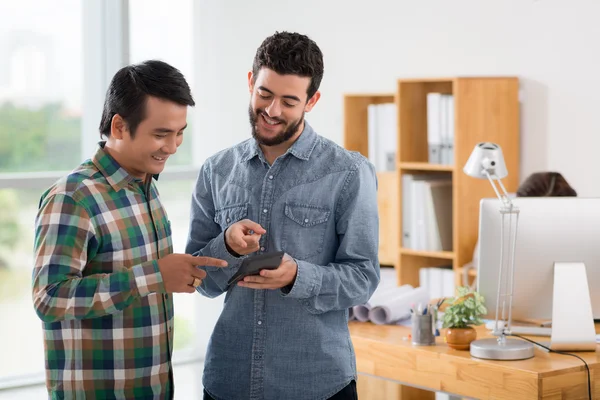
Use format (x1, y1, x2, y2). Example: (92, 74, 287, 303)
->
(239, 120, 318, 163)
(92, 142, 158, 192)
(287, 121, 317, 161)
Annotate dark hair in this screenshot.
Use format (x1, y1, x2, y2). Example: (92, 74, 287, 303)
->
(252, 31, 324, 100)
(99, 60, 195, 138)
(516, 172, 577, 197)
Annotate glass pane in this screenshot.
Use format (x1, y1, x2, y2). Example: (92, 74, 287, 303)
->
(154, 179, 199, 354)
(129, 0, 194, 167)
(0, 0, 82, 173)
(0, 188, 45, 378)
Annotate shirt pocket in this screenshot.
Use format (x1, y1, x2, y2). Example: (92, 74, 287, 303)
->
(281, 203, 331, 260)
(214, 203, 249, 230)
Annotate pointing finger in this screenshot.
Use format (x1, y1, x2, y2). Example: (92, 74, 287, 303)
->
(189, 255, 228, 267)
(240, 220, 267, 235)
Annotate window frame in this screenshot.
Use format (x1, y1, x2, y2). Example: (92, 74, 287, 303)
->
(0, 0, 204, 391)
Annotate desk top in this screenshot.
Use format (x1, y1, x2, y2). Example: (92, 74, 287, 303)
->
(349, 322, 600, 375)
(349, 322, 600, 399)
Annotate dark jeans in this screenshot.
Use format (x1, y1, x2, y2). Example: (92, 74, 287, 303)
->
(203, 380, 357, 400)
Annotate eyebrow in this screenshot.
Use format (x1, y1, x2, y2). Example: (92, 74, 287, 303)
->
(257, 86, 301, 103)
(152, 124, 188, 134)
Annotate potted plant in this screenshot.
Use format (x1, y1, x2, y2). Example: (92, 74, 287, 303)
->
(440, 286, 487, 350)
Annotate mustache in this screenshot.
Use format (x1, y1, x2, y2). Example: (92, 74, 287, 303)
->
(256, 109, 284, 124)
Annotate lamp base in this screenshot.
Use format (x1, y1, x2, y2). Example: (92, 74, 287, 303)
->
(470, 338, 535, 360)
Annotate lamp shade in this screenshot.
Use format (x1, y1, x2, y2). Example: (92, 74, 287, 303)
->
(463, 142, 508, 179)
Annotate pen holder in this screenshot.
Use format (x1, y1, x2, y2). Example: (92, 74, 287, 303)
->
(411, 314, 435, 346)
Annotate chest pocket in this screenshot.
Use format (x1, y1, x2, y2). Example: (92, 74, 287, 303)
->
(281, 203, 331, 260)
(214, 203, 249, 230)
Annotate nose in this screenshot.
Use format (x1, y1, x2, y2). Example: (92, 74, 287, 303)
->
(264, 99, 282, 118)
(162, 135, 178, 155)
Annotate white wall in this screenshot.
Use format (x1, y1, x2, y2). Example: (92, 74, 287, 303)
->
(193, 0, 600, 196)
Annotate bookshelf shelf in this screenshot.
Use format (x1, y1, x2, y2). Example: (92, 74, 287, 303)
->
(399, 162, 454, 172)
(399, 248, 454, 259)
(343, 77, 520, 288)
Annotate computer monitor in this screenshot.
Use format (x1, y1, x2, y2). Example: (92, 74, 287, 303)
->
(478, 197, 599, 351)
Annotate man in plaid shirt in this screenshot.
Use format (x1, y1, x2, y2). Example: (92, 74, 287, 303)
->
(32, 60, 227, 399)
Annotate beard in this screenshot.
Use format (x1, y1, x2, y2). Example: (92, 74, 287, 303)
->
(248, 104, 304, 146)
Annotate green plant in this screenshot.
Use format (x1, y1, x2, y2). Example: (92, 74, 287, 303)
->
(442, 286, 487, 329)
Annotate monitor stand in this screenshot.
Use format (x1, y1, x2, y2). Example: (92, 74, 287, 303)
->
(550, 262, 596, 351)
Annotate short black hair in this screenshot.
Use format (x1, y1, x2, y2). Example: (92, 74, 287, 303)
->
(252, 31, 324, 100)
(99, 60, 195, 138)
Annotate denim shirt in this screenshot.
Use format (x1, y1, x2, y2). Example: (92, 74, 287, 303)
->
(186, 122, 380, 400)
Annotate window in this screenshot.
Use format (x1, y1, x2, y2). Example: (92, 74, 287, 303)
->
(0, 0, 83, 381)
(0, 0, 83, 174)
(0, 0, 210, 387)
(0, 188, 46, 379)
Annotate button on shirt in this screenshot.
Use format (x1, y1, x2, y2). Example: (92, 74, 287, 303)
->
(186, 122, 380, 400)
(32, 143, 174, 399)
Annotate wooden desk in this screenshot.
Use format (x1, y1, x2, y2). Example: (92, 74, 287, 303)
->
(350, 322, 600, 399)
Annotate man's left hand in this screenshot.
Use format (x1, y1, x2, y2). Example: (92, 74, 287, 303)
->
(238, 253, 297, 290)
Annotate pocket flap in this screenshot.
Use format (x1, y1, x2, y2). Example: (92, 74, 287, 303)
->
(214, 204, 248, 227)
(284, 203, 330, 227)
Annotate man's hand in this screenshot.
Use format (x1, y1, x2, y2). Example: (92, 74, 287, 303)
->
(238, 253, 297, 290)
(225, 219, 266, 256)
(157, 254, 228, 293)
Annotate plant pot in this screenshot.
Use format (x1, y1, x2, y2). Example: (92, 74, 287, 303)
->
(445, 327, 477, 350)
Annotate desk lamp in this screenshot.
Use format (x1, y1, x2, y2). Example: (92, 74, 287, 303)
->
(463, 142, 535, 360)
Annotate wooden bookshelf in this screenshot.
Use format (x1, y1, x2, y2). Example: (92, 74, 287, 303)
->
(343, 77, 520, 287)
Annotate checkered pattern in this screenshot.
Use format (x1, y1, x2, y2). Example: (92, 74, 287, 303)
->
(32, 143, 175, 399)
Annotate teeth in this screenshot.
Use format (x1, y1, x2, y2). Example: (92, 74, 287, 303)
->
(262, 114, 279, 125)
(152, 156, 165, 161)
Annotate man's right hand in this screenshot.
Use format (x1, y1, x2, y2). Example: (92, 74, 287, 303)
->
(225, 219, 266, 256)
(157, 254, 228, 293)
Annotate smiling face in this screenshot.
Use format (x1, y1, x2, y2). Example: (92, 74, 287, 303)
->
(248, 67, 320, 147)
(106, 96, 188, 179)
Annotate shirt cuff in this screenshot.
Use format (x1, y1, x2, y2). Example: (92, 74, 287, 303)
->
(209, 231, 246, 271)
(280, 259, 320, 299)
(130, 260, 165, 296)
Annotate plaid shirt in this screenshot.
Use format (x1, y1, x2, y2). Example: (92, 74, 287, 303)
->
(32, 143, 174, 399)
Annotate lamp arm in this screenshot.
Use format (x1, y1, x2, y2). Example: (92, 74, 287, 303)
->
(483, 169, 519, 339)
(483, 170, 514, 209)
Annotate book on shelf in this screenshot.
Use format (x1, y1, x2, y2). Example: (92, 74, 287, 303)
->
(427, 93, 454, 166)
(367, 103, 397, 172)
(402, 174, 452, 251)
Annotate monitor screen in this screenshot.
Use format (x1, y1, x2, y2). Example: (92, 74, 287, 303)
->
(477, 197, 600, 322)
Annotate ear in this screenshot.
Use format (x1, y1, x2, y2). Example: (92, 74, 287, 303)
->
(110, 114, 128, 140)
(304, 91, 321, 113)
(248, 71, 254, 94)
